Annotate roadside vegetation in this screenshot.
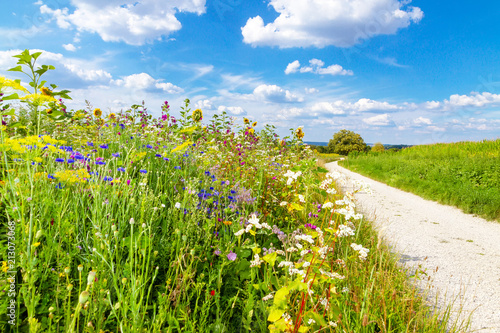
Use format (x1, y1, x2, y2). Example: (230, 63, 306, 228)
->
(0, 50, 469, 332)
(340, 140, 500, 221)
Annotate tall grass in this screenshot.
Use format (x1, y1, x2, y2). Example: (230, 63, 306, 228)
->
(341, 140, 500, 221)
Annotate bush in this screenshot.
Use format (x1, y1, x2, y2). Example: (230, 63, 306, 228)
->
(328, 129, 369, 155)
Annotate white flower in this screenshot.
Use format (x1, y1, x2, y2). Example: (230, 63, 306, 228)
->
(351, 243, 370, 260)
(279, 201, 288, 206)
(336, 224, 355, 237)
(278, 261, 293, 268)
(262, 293, 274, 301)
(298, 194, 305, 203)
(322, 202, 333, 209)
(234, 229, 245, 237)
(174, 202, 181, 209)
(308, 319, 316, 325)
(302, 261, 310, 268)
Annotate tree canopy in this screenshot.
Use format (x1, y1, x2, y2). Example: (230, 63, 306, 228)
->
(328, 129, 369, 155)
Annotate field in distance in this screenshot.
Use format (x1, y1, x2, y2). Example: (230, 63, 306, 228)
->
(339, 139, 500, 221)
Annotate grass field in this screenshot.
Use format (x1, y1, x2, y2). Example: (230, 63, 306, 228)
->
(340, 140, 500, 221)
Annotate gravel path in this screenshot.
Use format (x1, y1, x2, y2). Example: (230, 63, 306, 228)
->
(326, 161, 500, 332)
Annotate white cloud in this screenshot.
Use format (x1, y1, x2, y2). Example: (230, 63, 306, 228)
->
(311, 102, 346, 115)
(64, 63, 112, 82)
(413, 117, 432, 125)
(286, 59, 353, 76)
(242, 0, 423, 48)
(446, 92, 500, 108)
(62, 43, 78, 52)
(40, 0, 207, 45)
(253, 84, 303, 103)
(194, 99, 214, 110)
(427, 125, 446, 132)
(285, 60, 300, 74)
(218, 105, 246, 115)
(305, 88, 319, 94)
(363, 114, 392, 126)
(155, 82, 184, 94)
(112, 73, 183, 93)
(352, 98, 399, 112)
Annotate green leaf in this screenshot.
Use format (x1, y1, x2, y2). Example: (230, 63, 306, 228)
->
(273, 286, 289, 307)
(31, 52, 42, 60)
(8, 65, 23, 72)
(267, 308, 285, 322)
(262, 252, 277, 267)
(298, 326, 310, 332)
(2, 93, 20, 101)
(288, 279, 308, 292)
(315, 167, 329, 173)
(8, 122, 23, 128)
(48, 65, 55, 70)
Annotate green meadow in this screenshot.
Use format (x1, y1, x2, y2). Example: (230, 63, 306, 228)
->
(340, 140, 500, 221)
(0, 50, 470, 332)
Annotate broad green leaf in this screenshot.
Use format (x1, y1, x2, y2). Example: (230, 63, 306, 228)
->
(267, 308, 285, 322)
(288, 279, 308, 292)
(8, 65, 23, 72)
(1, 109, 15, 116)
(298, 326, 310, 332)
(8, 122, 22, 128)
(262, 252, 277, 267)
(2, 93, 19, 101)
(252, 247, 261, 255)
(273, 286, 289, 307)
(31, 52, 42, 60)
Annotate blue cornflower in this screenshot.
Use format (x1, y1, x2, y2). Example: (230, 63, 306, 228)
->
(87, 142, 94, 147)
(139, 169, 147, 174)
(174, 166, 181, 170)
(55, 183, 63, 189)
(163, 157, 170, 161)
(74, 154, 84, 160)
(118, 167, 126, 172)
(55, 158, 65, 163)
(112, 153, 120, 157)
(99, 144, 109, 149)
(48, 174, 55, 179)
(119, 124, 125, 129)
(67, 159, 75, 164)
(103, 176, 113, 181)
(96, 161, 106, 165)
(146, 144, 153, 149)
(155, 154, 161, 158)
(205, 171, 210, 176)
(230, 190, 236, 194)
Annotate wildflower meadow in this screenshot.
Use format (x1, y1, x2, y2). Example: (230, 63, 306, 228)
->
(0, 50, 469, 332)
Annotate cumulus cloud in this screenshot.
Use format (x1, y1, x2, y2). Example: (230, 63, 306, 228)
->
(253, 84, 303, 103)
(218, 105, 246, 115)
(62, 43, 78, 51)
(113, 73, 183, 93)
(242, 0, 423, 48)
(413, 117, 432, 125)
(39, 0, 207, 45)
(311, 102, 347, 115)
(363, 114, 393, 126)
(285, 59, 353, 76)
(446, 92, 500, 108)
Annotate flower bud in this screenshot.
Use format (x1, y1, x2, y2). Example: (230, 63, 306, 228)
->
(87, 270, 96, 285)
(79, 291, 90, 304)
(64, 267, 70, 274)
(35, 230, 43, 239)
(67, 284, 73, 291)
(78, 264, 83, 272)
(48, 306, 55, 312)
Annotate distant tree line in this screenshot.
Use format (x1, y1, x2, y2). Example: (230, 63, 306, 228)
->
(309, 129, 411, 156)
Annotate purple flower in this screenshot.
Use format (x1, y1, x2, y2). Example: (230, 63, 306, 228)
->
(227, 251, 237, 261)
(112, 153, 120, 157)
(118, 167, 126, 172)
(214, 249, 221, 256)
(74, 154, 84, 160)
(100, 144, 109, 149)
(146, 144, 153, 149)
(161, 114, 168, 121)
(139, 169, 147, 174)
(96, 161, 106, 165)
(87, 142, 94, 147)
(155, 154, 161, 158)
(103, 176, 113, 181)
(67, 159, 75, 164)
(55, 158, 65, 163)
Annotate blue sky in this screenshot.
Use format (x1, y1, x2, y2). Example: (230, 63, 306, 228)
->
(1, 0, 500, 144)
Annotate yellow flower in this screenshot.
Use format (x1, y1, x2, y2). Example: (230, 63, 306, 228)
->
(40, 87, 52, 96)
(46, 109, 53, 115)
(93, 108, 102, 118)
(109, 113, 116, 119)
(33, 242, 41, 247)
(295, 127, 304, 140)
(248, 128, 255, 135)
(252, 121, 257, 127)
(192, 109, 203, 122)
(243, 118, 250, 125)
(223, 221, 232, 226)
(0, 76, 28, 93)
(21, 93, 57, 104)
(1, 261, 8, 273)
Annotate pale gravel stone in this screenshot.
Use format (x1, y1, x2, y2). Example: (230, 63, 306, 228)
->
(326, 161, 500, 332)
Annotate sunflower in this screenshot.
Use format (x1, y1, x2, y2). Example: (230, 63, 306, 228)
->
(252, 121, 257, 127)
(243, 118, 250, 125)
(295, 127, 305, 140)
(46, 109, 53, 115)
(93, 108, 102, 118)
(40, 87, 52, 96)
(109, 113, 116, 120)
(192, 109, 203, 122)
(248, 128, 255, 135)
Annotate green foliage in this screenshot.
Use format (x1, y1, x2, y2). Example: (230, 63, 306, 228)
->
(328, 129, 369, 156)
(341, 139, 500, 221)
(371, 142, 384, 153)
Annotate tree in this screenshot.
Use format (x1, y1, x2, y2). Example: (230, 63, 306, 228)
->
(328, 129, 369, 155)
(371, 142, 385, 153)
